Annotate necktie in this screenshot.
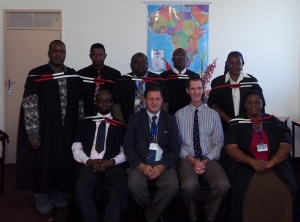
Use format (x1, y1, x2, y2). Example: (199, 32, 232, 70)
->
(146, 116, 157, 164)
(94, 70, 101, 104)
(95, 120, 106, 153)
(193, 109, 203, 160)
(134, 81, 144, 112)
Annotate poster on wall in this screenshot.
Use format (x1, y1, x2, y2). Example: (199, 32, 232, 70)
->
(147, 3, 209, 73)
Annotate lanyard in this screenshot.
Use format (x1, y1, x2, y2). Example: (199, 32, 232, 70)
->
(252, 123, 263, 143)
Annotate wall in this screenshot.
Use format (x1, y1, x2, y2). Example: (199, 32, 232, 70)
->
(1, 0, 300, 154)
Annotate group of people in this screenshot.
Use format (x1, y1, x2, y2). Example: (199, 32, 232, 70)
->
(16, 40, 300, 222)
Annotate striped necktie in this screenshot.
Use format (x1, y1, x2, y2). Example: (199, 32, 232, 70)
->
(94, 70, 101, 104)
(146, 116, 157, 164)
(134, 81, 144, 112)
(193, 109, 203, 160)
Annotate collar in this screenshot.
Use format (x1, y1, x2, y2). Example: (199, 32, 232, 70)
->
(96, 112, 112, 119)
(225, 71, 251, 83)
(146, 110, 161, 120)
(133, 72, 148, 78)
(48, 62, 67, 73)
(189, 103, 205, 112)
(172, 67, 186, 74)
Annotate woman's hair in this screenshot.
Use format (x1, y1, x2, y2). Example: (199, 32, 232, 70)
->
(243, 90, 264, 103)
(224, 51, 245, 75)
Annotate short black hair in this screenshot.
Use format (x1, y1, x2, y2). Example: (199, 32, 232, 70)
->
(144, 84, 163, 98)
(131, 52, 148, 62)
(90, 43, 105, 54)
(243, 90, 264, 103)
(49, 40, 65, 50)
(185, 75, 204, 89)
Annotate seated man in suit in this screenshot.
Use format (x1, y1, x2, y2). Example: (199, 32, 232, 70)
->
(175, 76, 230, 222)
(123, 84, 180, 222)
(112, 52, 169, 123)
(71, 90, 127, 222)
(160, 48, 199, 115)
(77, 43, 121, 116)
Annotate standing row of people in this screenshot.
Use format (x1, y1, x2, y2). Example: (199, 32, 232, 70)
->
(16, 39, 300, 222)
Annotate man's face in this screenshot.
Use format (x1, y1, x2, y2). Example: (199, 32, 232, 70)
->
(48, 43, 66, 67)
(172, 48, 187, 70)
(130, 54, 148, 77)
(90, 48, 107, 68)
(226, 55, 243, 76)
(186, 80, 204, 104)
(144, 91, 163, 114)
(96, 91, 113, 115)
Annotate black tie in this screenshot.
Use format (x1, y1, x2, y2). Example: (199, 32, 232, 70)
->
(146, 116, 157, 164)
(95, 120, 106, 153)
(193, 109, 203, 160)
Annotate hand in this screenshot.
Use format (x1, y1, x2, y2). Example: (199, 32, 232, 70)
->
(251, 159, 267, 172)
(138, 163, 154, 178)
(98, 159, 115, 171)
(148, 164, 166, 180)
(30, 139, 40, 149)
(86, 159, 103, 172)
(264, 159, 276, 169)
(194, 161, 206, 175)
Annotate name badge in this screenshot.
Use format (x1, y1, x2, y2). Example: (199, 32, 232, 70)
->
(135, 99, 141, 106)
(257, 144, 268, 152)
(149, 143, 159, 150)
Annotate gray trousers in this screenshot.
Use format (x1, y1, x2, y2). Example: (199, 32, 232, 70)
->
(177, 158, 230, 222)
(126, 167, 179, 222)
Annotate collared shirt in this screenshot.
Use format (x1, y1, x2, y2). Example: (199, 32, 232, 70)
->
(225, 71, 251, 116)
(71, 112, 126, 165)
(146, 109, 163, 161)
(175, 103, 224, 160)
(172, 67, 187, 74)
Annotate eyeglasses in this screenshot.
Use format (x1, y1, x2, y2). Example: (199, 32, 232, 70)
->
(97, 99, 113, 104)
(173, 55, 186, 59)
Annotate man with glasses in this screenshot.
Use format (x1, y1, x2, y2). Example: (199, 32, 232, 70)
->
(160, 48, 198, 115)
(72, 90, 127, 222)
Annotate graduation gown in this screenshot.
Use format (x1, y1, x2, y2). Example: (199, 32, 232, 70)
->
(208, 74, 265, 130)
(77, 65, 121, 117)
(112, 72, 169, 123)
(16, 64, 81, 193)
(224, 113, 300, 222)
(160, 69, 198, 115)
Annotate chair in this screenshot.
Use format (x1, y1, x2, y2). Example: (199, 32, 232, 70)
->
(0, 130, 9, 195)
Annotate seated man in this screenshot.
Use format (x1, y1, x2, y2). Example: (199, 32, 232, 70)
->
(71, 90, 127, 222)
(123, 84, 180, 222)
(175, 76, 230, 222)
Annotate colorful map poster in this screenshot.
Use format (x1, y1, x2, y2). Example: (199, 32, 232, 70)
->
(147, 4, 209, 73)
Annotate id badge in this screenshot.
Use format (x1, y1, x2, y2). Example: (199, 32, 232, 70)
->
(135, 99, 141, 106)
(257, 143, 268, 152)
(149, 143, 159, 150)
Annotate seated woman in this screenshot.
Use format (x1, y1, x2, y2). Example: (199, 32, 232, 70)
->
(224, 90, 300, 222)
(208, 51, 265, 130)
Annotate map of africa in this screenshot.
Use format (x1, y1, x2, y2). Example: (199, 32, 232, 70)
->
(147, 4, 209, 73)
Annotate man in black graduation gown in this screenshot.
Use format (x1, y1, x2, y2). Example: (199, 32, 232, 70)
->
(72, 90, 127, 222)
(112, 52, 169, 123)
(77, 43, 121, 117)
(16, 40, 81, 221)
(160, 48, 198, 115)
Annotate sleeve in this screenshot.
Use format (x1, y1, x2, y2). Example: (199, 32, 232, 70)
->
(224, 122, 240, 145)
(71, 142, 89, 164)
(274, 117, 292, 144)
(175, 112, 190, 159)
(205, 112, 224, 160)
(112, 146, 127, 165)
(207, 77, 222, 107)
(22, 70, 40, 141)
(123, 115, 144, 168)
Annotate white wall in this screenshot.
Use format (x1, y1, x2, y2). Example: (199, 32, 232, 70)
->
(1, 0, 300, 152)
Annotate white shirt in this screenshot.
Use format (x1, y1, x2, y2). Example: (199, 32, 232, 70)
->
(71, 112, 126, 165)
(225, 71, 251, 116)
(172, 67, 187, 74)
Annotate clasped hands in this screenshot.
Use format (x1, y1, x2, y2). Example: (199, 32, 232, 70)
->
(138, 163, 166, 180)
(86, 159, 115, 172)
(189, 157, 209, 175)
(251, 159, 276, 173)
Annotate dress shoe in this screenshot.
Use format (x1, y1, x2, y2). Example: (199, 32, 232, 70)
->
(40, 211, 56, 222)
(53, 205, 69, 214)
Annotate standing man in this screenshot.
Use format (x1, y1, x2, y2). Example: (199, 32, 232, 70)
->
(72, 90, 127, 222)
(160, 48, 198, 115)
(123, 84, 180, 222)
(175, 76, 230, 222)
(77, 43, 121, 117)
(112, 52, 169, 123)
(16, 40, 81, 221)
